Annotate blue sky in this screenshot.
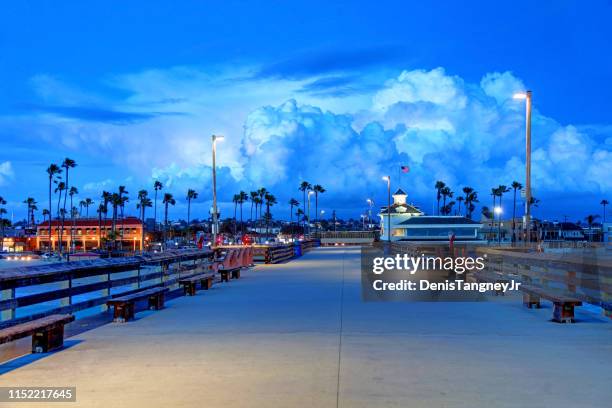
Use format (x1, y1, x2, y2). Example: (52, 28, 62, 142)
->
(0, 0, 611, 223)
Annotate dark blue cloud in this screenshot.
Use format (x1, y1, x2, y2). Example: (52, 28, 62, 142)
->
(254, 46, 408, 79)
(17, 104, 186, 124)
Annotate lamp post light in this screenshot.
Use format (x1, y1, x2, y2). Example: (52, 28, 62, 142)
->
(513, 91, 532, 244)
(211, 134, 224, 246)
(382, 176, 391, 243)
(307, 191, 314, 236)
(320, 210, 325, 232)
(494, 206, 503, 245)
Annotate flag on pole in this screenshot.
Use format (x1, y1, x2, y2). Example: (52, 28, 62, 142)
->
(401, 165, 410, 173)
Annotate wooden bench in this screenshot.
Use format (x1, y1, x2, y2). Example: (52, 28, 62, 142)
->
(218, 267, 240, 282)
(179, 273, 215, 296)
(520, 284, 583, 323)
(107, 287, 169, 322)
(0, 314, 75, 353)
(472, 271, 511, 296)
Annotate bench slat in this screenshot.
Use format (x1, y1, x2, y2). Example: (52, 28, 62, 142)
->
(0, 314, 74, 345)
(107, 287, 168, 305)
(520, 284, 582, 304)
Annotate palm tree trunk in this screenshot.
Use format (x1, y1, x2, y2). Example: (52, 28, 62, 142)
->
(49, 176, 53, 252)
(164, 204, 168, 249)
(290, 204, 294, 240)
(240, 203, 244, 235)
(302, 191, 306, 229)
(512, 190, 517, 244)
(315, 193, 319, 234)
(154, 190, 158, 233)
(141, 207, 146, 253)
(187, 198, 191, 242)
(60, 169, 69, 255)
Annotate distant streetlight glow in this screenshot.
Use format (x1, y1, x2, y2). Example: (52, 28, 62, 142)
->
(494, 206, 503, 215)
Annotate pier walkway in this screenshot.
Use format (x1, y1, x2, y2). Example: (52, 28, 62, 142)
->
(1, 247, 611, 407)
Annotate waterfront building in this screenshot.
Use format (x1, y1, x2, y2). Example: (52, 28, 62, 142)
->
(378, 189, 483, 242)
(36, 217, 144, 251)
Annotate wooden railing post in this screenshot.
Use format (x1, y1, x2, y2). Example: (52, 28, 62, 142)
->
(59, 277, 72, 307)
(1, 288, 15, 321)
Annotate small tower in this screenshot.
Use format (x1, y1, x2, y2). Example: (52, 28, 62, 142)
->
(392, 188, 407, 205)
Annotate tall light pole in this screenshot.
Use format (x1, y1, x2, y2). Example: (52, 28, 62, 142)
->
(307, 191, 314, 236)
(382, 176, 391, 243)
(494, 206, 503, 245)
(211, 134, 224, 246)
(513, 91, 532, 244)
(366, 198, 374, 229)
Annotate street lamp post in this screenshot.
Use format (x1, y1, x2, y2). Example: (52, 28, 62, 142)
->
(382, 176, 391, 243)
(211, 134, 224, 246)
(514, 91, 532, 244)
(320, 210, 325, 232)
(307, 191, 314, 236)
(494, 206, 503, 245)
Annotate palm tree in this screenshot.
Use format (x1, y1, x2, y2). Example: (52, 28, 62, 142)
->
(162, 193, 176, 248)
(96, 203, 105, 246)
(601, 199, 609, 224)
(31, 204, 38, 226)
(84, 198, 93, 217)
(42, 208, 50, 223)
(137, 190, 152, 253)
(79, 200, 86, 217)
(289, 198, 299, 239)
(257, 188, 268, 229)
(153, 180, 163, 232)
(23, 197, 36, 228)
(312, 185, 325, 232)
(186, 189, 198, 240)
(511, 181, 523, 243)
(55, 181, 65, 218)
(60, 157, 76, 255)
(440, 186, 453, 211)
(462, 187, 477, 218)
(110, 193, 122, 248)
(496, 185, 510, 209)
(296, 208, 304, 233)
(435, 181, 446, 215)
(456, 196, 464, 216)
(264, 193, 277, 238)
(299, 182, 312, 228)
(238, 191, 248, 235)
(441, 201, 455, 216)
(585, 214, 600, 242)
(46, 164, 62, 251)
(253, 197, 263, 231)
(249, 191, 259, 223)
(55, 181, 66, 251)
(68, 186, 78, 252)
(231, 194, 240, 236)
(118, 186, 128, 247)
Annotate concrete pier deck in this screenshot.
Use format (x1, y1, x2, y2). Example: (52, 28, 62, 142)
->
(1, 247, 611, 407)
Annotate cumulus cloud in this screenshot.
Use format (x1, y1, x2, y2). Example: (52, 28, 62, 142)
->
(3, 65, 610, 219)
(0, 161, 13, 186)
